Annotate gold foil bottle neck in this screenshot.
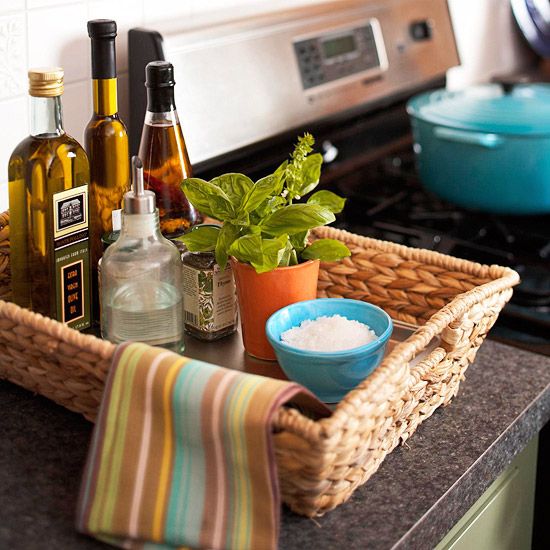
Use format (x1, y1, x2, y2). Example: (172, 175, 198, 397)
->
(28, 67, 64, 97)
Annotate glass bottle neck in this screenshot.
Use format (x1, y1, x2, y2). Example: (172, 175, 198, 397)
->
(30, 95, 64, 138)
(146, 86, 177, 114)
(143, 108, 181, 128)
(93, 78, 118, 116)
(120, 210, 164, 240)
(90, 36, 116, 79)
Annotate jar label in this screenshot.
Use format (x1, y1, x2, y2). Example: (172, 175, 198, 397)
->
(182, 263, 236, 332)
(52, 185, 91, 330)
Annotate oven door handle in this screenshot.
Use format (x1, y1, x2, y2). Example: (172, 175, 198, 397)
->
(433, 126, 505, 149)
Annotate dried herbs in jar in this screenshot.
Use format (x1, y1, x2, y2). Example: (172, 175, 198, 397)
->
(180, 246, 238, 341)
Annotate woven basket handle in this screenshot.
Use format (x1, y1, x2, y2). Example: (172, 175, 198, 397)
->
(382, 263, 518, 372)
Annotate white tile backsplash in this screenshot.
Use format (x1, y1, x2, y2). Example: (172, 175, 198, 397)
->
(143, 0, 194, 24)
(62, 79, 91, 145)
(0, 1, 25, 15)
(27, 0, 78, 9)
(27, 2, 89, 83)
(88, 0, 144, 73)
(0, 13, 26, 100)
(0, 0, 328, 208)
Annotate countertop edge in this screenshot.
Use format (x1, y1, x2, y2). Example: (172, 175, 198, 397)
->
(393, 381, 550, 549)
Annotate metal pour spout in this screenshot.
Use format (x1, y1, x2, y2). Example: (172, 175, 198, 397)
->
(124, 155, 156, 214)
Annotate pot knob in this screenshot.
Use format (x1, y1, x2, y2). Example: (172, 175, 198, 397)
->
(491, 74, 531, 94)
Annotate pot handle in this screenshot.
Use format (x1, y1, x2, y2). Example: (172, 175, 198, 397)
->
(433, 126, 504, 148)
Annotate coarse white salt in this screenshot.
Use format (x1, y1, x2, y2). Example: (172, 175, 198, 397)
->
(281, 314, 377, 352)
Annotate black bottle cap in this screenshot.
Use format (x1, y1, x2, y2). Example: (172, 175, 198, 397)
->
(88, 19, 117, 79)
(145, 61, 175, 88)
(87, 19, 117, 39)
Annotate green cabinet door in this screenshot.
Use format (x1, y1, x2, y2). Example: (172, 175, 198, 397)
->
(436, 436, 538, 550)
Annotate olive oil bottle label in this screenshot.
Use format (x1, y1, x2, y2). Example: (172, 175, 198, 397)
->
(53, 185, 91, 330)
(182, 264, 236, 332)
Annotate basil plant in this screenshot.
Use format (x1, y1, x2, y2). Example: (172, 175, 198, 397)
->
(178, 134, 350, 273)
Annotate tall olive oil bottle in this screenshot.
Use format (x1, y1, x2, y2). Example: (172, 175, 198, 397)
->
(85, 19, 129, 322)
(138, 61, 201, 238)
(8, 68, 91, 330)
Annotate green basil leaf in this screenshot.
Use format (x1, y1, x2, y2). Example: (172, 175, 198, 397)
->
(301, 239, 351, 262)
(228, 233, 289, 273)
(262, 234, 289, 272)
(181, 178, 216, 217)
(273, 160, 288, 194)
(215, 222, 240, 269)
(240, 174, 277, 214)
(278, 237, 294, 267)
(297, 153, 323, 196)
(182, 178, 235, 221)
(176, 225, 220, 252)
(210, 173, 254, 210)
(253, 196, 286, 222)
(209, 195, 238, 221)
(289, 230, 309, 252)
(307, 190, 346, 214)
(229, 211, 250, 227)
(228, 234, 263, 267)
(260, 204, 335, 237)
(248, 225, 262, 235)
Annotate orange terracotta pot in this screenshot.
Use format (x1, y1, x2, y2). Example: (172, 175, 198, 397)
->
(231, 258, 320, 360)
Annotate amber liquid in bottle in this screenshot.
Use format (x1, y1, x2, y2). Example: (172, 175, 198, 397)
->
(138, 61, 201, 239)
(85, 20, 130, 322)
(86, 81, 129, 269)
(139, 115, 200, 238)
(9, 73, 91, 330)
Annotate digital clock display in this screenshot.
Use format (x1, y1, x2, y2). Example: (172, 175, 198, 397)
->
(322, 35, 357, 58)
(294, 22, 383, 90)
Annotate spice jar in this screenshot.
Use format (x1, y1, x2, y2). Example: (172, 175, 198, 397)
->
(180, 242, 238, 341)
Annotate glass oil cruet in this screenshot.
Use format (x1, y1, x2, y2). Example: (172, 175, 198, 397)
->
(100, 155, 184, 352)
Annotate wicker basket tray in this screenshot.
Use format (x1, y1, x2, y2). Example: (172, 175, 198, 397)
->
(0, 210, 519, 517)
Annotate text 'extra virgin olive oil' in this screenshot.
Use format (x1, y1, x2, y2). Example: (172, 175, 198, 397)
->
(138, 61, 202, 239)
(85, 19, 130, 323)
(8, 68, 91, 330)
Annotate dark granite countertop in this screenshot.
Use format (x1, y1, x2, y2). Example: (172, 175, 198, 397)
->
(1, 338, 550, 550)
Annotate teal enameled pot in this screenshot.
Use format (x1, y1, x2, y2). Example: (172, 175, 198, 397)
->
(407, 83, 550, 215)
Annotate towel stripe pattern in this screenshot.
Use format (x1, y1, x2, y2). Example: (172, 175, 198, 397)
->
(76, 342, 315, 550)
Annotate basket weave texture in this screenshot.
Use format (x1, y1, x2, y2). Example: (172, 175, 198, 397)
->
(0, 211, 519, 517)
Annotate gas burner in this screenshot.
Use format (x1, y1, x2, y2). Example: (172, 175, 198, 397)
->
(334, 145, 550, 355)
(513, 264, 550, 307)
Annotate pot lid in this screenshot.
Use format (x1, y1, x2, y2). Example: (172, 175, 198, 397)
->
(407, 83, 550, 136)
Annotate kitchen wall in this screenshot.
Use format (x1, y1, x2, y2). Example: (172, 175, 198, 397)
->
(0, 0, 332, 211)
(446, 0, 534, 90)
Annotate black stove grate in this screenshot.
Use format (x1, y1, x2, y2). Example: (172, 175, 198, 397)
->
(332, 150, 550, 355)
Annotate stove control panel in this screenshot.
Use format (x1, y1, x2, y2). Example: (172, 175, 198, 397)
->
(294, 20, 387, 90)
(134, 0, 459, 164)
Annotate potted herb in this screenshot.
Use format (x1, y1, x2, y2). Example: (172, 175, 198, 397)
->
(178, 134, 350, 359)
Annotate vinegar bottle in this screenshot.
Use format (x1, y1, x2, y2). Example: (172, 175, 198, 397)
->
(8, 68, 91, 330)
(138, 61, 201, 238)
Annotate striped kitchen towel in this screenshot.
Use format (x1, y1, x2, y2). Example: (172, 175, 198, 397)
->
(76, 342, 327, 550)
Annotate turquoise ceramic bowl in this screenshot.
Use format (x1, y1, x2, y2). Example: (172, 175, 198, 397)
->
(265, 298, 393, 403)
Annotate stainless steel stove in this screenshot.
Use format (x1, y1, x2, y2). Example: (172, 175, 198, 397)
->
(129, 0, 549, 356)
